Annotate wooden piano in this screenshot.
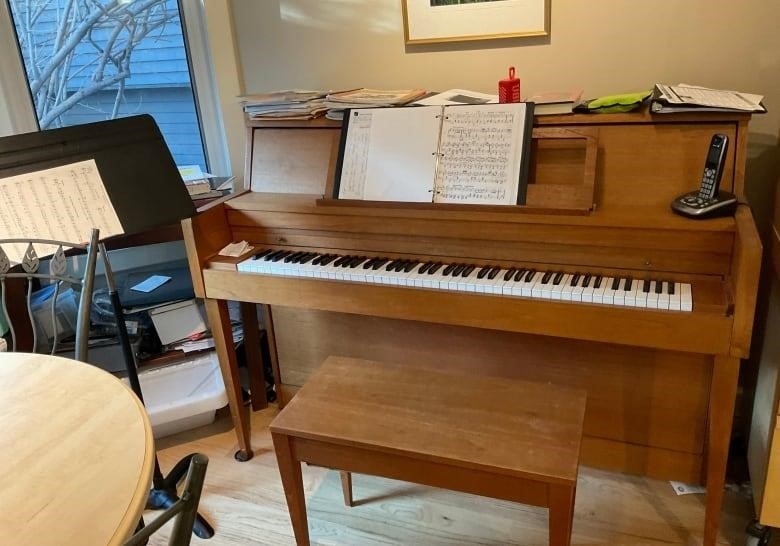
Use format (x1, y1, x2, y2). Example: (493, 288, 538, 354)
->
(183, 108, 761, 544)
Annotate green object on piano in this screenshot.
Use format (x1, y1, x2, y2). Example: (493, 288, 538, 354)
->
(576, 90, 652, 113)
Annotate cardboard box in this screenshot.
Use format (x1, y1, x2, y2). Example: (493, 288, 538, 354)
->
(148, 299, 207, 345)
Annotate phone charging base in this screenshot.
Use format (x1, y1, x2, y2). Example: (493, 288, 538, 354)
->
(671, 191, 737, 219)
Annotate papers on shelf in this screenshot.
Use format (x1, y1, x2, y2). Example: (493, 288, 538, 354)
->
(240, 90, 328, 120)
(652, 83, 766, 113)
(412, 88, 498, 106)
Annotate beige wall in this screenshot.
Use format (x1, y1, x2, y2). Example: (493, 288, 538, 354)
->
(231, 0, 780, 138)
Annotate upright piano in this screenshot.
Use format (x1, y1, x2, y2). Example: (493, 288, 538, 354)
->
(183, 109, 761, 544)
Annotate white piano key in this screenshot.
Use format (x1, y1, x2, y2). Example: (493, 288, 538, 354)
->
(657, 282, 671, 310)
(670, 282, 682, 311)
(560, 274, 575, 301)
(680, 283, 692, 311)
(646, 281, 660, 309)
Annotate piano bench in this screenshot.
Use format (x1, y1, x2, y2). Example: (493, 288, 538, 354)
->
(270, 356, 587, 545)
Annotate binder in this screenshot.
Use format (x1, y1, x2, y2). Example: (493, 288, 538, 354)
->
(333, 102, 534, 206)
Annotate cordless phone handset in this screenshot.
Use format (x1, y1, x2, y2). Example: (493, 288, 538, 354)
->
(697, 134, 728, 201)
(671, 134, 737, 219)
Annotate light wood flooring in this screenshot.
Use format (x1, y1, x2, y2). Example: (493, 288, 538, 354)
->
(146, 406, 755, 545)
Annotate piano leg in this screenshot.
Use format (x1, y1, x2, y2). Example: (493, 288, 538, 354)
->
(204, 298, 254, 461)
(703, 355, 740, 545)
(240, 301, 268, 411)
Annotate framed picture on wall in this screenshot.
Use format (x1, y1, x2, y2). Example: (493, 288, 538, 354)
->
(402, 0, 550, 45)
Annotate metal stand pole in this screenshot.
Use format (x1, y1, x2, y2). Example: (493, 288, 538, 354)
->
(99, 244, 214, 540)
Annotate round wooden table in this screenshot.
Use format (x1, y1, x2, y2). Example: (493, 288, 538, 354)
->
(0, 353, 155, 545)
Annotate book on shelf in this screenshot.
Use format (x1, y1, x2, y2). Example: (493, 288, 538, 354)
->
(650, 83, 766, 114)
(324, 88, 427, 120)
(333, 102, 534, 206)
(240, 89, 327, 120)
(526, 89, 583, 115)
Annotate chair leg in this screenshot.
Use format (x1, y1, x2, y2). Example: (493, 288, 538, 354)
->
(169, 454, 209, 546)
(340, 471, 354, 507)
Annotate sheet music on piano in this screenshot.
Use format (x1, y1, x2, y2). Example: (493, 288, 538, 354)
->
(334, 103, 534, 205)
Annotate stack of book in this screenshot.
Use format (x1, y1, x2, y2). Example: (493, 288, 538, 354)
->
(650, 83, 766, 114)
(241, 90, 327, 120)
(526, 89, 583, 115)
(324, 88, 427, 120)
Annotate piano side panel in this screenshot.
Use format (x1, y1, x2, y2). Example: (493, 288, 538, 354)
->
(271, 307, 709, 483)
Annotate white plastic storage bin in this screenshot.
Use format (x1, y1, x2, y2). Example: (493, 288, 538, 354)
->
(127, 351, 228, 438)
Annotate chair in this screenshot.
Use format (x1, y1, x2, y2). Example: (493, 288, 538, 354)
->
(0, 228, 209, 546)
(0, 229, 99, 360)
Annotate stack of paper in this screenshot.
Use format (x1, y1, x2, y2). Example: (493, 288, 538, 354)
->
(178, 164, 215, 196)
(324, 88, 427, 120)
(651, 84, 766, 114)
(240, 90, 328, 120)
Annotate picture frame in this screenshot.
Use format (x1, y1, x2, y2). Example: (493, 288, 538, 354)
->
(402, 0, 550, 45)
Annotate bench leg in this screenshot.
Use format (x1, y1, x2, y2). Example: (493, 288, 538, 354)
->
(548, 483, 575, 546)
(272, 432, 310, 545)
(340, 471, 354, 507)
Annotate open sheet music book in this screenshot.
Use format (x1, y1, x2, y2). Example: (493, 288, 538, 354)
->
(333, 103, 534, 205)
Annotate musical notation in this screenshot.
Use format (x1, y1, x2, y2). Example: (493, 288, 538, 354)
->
(0, 159, 123, 263)
(335, 103, 530, 205)
(434, 107, 525, 204)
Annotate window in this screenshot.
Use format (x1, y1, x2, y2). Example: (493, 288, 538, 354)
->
(5, 0, 215, 172)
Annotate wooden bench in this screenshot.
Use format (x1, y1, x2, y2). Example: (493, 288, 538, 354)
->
(270, 356, 587, 545)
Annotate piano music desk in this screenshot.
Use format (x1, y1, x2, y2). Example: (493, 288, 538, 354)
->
(182, 109, 762, 545)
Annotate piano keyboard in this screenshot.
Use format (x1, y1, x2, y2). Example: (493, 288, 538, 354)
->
(237, 249, 693, 312)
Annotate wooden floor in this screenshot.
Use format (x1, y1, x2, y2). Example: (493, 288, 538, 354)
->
(146, 406, 755, 545)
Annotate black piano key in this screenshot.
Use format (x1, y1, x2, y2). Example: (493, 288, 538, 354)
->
(284, 251, 303, 263)
(452, 264, 465, 276)
(312, 254, 326, 265)
(363, 258, 376, 269)
(272, 250, 293, 262)
(299, 253, 317, 264)
(624, 277, 633, 291)
(553, 272, 564, 285)
(349, 257, 365, 268)
(643, 279, 651, 293)
(513, 268, 526, 282)
(654, 281, 663, 294)
(333, 255, 350, 267)
(581, 274, 591, 287)
(477, 266, 491, 279)
(341, 256, 357, 267)
(541, 271, 553, 284)
(395, 260, 410, 272)
(404, 261, 418, 273)
(524, 269, 536, 282)
(504, 267, 517, 281)
(488, 266, 501, 280)
(264, 250, 283, 261)
(418, 262, 432, 274)
(462, 265, 475, 277)
(320, 255, 338, 266)
(253, 249, 273, 260)
(443, 263, 456, 276)
(372, 258, 388, 270)
(428, 262, 443, 274)
(668, 281, 675, 295)
(594, 275, 603, 289)
(611, 277, 620, 290)
(385, 260, 399, 271)
(570, 273, 581, 286)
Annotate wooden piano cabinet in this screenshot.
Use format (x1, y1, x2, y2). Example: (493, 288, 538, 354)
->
(182, 108, 761, 545)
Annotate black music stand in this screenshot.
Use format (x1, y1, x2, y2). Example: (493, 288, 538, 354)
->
(0, 115, 213, 539)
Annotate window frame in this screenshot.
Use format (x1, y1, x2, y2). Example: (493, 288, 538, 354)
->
(0, 0, 230, 176)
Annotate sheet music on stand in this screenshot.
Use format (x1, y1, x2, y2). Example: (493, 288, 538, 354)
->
(0, 159, 123, 263)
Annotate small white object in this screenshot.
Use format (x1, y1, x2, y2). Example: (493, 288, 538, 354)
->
(219, 241, 253, 257)
(669, 480, 706, 495)
(0, 338, 6, 352)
